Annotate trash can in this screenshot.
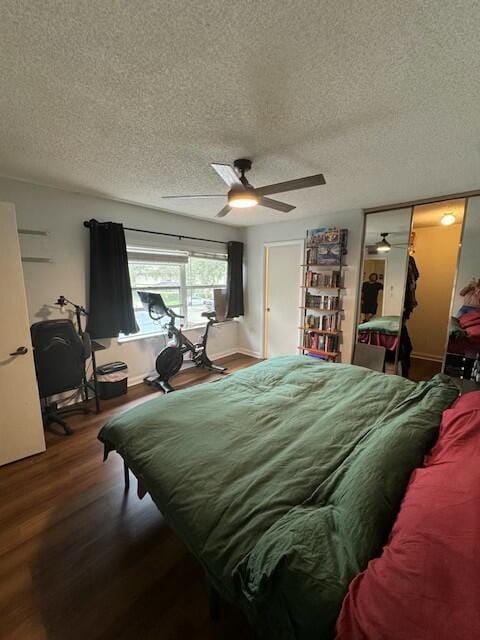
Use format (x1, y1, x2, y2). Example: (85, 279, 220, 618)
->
(95, 361, 128, 400)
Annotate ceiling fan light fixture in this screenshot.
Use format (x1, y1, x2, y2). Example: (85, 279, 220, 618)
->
(441, 213, 456, 226)
(227, 186, 258, 208)
(376, 232, 392, 253)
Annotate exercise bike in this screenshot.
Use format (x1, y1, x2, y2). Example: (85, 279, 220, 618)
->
(138, 291, 227, 393)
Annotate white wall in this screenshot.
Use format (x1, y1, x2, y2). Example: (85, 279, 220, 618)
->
(240, 210, 364, 362)
(0, 178, 244, 384)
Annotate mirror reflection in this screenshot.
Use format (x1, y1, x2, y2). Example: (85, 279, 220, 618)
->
(354, 208, 413, 375)
(407, 200, 464, 381)
(445, 197, 480, 389)
(355, 200, 471, 382)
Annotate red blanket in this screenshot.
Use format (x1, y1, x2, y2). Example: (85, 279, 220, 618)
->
(357, 330, 399, 352)
(336, 391, 480, 640)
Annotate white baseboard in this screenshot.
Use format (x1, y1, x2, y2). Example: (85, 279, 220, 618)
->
(411, 352, 443, 363)
(127, 348, 261, 388)
(128, 373, 150, 387)
(237, 347, 262, 358)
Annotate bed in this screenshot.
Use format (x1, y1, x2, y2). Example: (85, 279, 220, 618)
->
(98, 356, 457, 639)
(336, 390, 480, 640)
(357, 316, 413, 376)
(357, 315, 400, 352)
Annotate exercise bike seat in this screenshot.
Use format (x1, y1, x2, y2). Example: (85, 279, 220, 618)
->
(201, 311, 217, 320)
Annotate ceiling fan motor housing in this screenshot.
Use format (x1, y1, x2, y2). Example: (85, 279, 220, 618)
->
(228, 184, 258, 208)
(233, 158, 252, 174)
(162, 157, 325, 218)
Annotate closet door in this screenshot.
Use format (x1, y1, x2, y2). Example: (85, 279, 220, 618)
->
(450, 197, 480, 318)
(444, 196, 480, 382)
(353, 207, 413, 374)
(0, 203, 45, 465)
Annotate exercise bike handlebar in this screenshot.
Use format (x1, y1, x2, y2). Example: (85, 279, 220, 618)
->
(166, 308, 184, 320)
(138, 291, 218, 324)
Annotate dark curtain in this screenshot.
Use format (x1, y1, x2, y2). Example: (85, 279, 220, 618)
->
(85, 219, 138, 339)
(226, 241, 244, 318)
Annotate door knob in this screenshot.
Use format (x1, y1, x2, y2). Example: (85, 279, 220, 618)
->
(267, 307, 271, 312)
(9, 346, 28, 356)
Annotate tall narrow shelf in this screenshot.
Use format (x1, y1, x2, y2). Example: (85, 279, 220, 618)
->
(299, 227, 348, 362)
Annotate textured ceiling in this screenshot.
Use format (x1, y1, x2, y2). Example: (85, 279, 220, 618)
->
(1, 1, 480, 227)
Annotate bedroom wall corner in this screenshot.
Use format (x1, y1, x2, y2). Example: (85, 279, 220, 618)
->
(0, 177, 245, 383)
(239, 209, 364, 363)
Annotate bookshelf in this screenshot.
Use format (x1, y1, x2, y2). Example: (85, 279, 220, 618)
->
(299, 227, 348, 362)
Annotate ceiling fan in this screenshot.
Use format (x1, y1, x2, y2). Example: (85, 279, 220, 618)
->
(366, 232, 411, 254)
(161, 158, 326, 218)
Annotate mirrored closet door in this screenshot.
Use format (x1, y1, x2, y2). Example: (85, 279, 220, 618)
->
(353, 207, 413, 374)
(354, 196, 479, 383)
(444, 196, 480, 391)
(406, 199, 465, 381)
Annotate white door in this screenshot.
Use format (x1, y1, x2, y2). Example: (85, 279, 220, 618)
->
(264, 242, 303, 358)
(0, 203, 45, 465)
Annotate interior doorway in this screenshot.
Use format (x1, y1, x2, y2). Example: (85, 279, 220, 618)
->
(263, 241, 303, 358)
(362, 258, 386, 318)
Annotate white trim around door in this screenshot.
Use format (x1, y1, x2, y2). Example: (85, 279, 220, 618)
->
(262, 240, 304, 359)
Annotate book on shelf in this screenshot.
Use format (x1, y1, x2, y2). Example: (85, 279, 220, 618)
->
(305, 227, 348, 266)
(306, 227, 340, 245)
(303, 332, 338, 353)
(304, 313, 338, 331)
(305, 292, 340, 310)
(305, 270, 341, 288)
(305, 352, 330, 361)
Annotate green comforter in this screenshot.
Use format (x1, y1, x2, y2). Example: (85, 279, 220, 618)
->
(98, 356, 457, 639)
(357, 315, 400, 334)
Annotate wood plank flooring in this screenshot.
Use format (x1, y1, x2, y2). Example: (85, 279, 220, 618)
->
(0, 353, 259, 640)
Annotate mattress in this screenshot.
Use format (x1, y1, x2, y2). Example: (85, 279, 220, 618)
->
(98, 356, 457, 639)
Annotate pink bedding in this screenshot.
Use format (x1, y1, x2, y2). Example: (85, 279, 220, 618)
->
(336, 391, 480, 640)
(357, 330, 399, 352)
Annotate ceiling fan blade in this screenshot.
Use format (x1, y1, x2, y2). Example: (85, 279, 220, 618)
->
(256, 173, 326, 196)
(258, 196, 296, 213)
(215, 205, 232, 218)
(210, 163, 242, 187)
(161, 194, 224, 199)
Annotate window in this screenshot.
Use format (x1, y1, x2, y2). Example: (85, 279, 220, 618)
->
(127, 249, 228, 337)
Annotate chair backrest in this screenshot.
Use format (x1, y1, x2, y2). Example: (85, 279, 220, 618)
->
(31, 319, 86, 398)
(353, 343, 386, 372)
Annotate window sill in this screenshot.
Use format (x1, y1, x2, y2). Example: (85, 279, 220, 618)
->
(117, 319, 236, 344)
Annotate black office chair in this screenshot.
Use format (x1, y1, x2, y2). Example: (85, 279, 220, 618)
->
(31, 319, 99, 435)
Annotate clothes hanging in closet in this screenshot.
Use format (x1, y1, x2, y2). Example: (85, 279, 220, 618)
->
(403, 256, 419, 320)
(398, 324, 413, 378)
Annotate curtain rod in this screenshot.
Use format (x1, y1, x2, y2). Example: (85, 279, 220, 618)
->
(83, 219, 228, 246)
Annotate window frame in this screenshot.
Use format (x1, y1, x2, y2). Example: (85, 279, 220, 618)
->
(119, 247, 229, 342)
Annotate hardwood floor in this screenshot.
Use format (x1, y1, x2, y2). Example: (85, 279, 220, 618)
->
(0, 353, 259, 640)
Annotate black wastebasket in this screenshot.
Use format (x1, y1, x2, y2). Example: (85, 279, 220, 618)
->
(95, 361, 128, 400)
